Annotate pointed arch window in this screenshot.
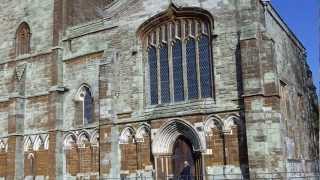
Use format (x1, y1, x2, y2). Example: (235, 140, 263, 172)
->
(16, 22, 31, 55)
(139, 6, 214, 105)
(75, 85, 94, 125)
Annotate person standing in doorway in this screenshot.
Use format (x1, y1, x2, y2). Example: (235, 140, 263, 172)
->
(180, 161, 192, 180)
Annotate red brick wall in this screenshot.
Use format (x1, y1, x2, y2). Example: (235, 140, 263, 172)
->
(24, 153, 33, 176)
(0, 153, 7, 176)
(24, 150, 49, 176)
(225, 127, 240, 165)
(66, 148, 79, 176)
(79, 147, 92, 173)
(137, 136, 152, 170)
(121, 138, 138, 172)
(205, 128, 224, 166)
(35, 150, 49, 175)
(66, 145, 100, 176)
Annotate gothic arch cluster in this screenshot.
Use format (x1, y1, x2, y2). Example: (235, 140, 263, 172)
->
(63, 129, 99, 176)
(204, 115, 242, 135)
(118, 124, 153, 172)
(23, 134, 50, 152)
(64, 129, 99, 149)
(119, 123, 151, 144)
(22, 134, 50, 177)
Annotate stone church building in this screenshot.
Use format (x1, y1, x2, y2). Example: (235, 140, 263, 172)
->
(0, 0, 318, 179)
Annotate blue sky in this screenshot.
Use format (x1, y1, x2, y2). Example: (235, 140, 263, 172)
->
(271, 0, 319, 96)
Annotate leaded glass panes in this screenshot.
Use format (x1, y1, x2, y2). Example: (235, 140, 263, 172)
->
(199, 35, 212, 98)
(146, 18, 213, 105)
(84, 87, 93, 124)
(172, 40, 184, 102)
(148, 47, 158, 105)
(186, 38, 198, 99)
(160, 44, 170, 103)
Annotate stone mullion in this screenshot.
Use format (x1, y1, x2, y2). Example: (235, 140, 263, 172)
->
(156, 28, 162, 104)
(195, 20, 202, 99)
(145, 46, 151, 105)
(168, 23, 174, 103)
(181, 20, 189, 100)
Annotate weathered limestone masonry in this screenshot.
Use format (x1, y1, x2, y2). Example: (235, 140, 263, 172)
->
(0, 0, 318, 179)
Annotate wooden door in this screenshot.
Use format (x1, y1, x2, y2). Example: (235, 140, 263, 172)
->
(172, 136, 202, 179)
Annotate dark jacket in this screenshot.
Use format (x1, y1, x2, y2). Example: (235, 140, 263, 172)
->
(180, 165, 192, 180)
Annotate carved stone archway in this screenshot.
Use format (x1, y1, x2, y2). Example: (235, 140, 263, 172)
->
(152, 119, 205, 179)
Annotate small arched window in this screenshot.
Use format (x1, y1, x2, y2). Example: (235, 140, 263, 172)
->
(138, 5, 214, 105)
(16, 22, 31, 55)
(75, 85, 94, 125)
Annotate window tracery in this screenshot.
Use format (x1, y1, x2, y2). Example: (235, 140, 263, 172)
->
(143, 14, 214, 105)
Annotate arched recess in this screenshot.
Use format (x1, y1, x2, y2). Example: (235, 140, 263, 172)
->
(77, 130, 92, 173)
(24, 137, 35, 177)
(64, 133, 77, 150)
(90, 130, 99, 172)
(204, 115, 223, 135)
(135, 123, 151, 142)
(33, 135, 49, 175)
(224, 115, 242, 134)
(77, 130, 91, 148)
(33, 136, 44, 151)
(16, 22, 31, 55)
(74, 84, 94, 126)
(203, 115, 224, 167)
(135, 124, 152, 170)
(24, 137, 33, 152)
(152, 118, 204, 155)
(90, 130, 99, 146)
(119, 126, 138, 172)
(25, 153, 35, 176)
(223, 115, 242, 166)
(119, 126, 135, 144)
(64, 133, 79, 176)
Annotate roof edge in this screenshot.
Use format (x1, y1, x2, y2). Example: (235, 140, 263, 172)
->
(262, 0, 306, 52)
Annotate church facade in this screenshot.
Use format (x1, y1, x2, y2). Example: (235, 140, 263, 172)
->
(0, 0, 318, 179)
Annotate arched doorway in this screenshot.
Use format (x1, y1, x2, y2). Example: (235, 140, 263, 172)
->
(152, 119, 204, 179)
(172, 136, 202, 179)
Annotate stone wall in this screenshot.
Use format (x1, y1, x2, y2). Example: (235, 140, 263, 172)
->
(0, 0, 318, 179)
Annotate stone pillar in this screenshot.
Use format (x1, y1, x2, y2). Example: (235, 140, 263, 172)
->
(7, 96, 25, 180)
(7, 61, 27, 180)
(155, 155, 173, 179)
(239, 36, 283, 177)
(49, 48, 66, 180)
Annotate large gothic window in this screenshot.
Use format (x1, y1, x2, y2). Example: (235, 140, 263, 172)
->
(142, 11, 214, 105)
(16, 22, 31, 56)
